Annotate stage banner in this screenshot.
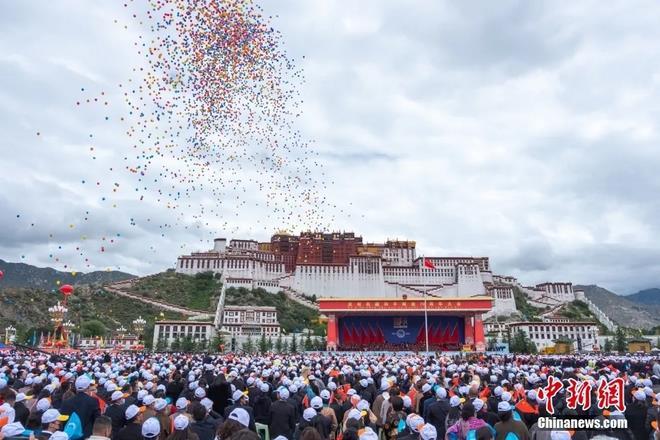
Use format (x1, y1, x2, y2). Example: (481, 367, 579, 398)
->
(338, 315, 464, 345)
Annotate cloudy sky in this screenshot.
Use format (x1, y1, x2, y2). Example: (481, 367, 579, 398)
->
(2, 0, 660, 294)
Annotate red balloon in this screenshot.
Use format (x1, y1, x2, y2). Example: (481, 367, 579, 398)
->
(59, 284, 74, 296)
(0, 270, 4, 279)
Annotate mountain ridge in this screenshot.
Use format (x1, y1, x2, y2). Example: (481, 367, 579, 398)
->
(576, 284, 660, 329)
(0, 259, 135, 289)
(625, 288, 660, 305)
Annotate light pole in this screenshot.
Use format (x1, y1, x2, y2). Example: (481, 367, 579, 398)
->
(133, 316, 146, 347)
(48, 301, 68, 349)
(4, 326, 16, 345)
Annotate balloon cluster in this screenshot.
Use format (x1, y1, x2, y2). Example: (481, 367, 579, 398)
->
(8, 0, 356, 280)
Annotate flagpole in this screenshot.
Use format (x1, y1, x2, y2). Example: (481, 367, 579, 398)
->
(421, 257, 429, 354)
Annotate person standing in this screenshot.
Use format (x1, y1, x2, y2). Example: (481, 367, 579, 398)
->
(269, 388, 296, 440)
(59, 376, 101, 439)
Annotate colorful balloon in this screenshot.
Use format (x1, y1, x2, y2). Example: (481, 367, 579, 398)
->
(59, 284, 74, 296)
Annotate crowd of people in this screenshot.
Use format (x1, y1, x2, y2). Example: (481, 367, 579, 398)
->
(0, 350, 658, 440)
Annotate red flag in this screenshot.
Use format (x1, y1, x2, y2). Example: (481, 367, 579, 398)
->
(423, 258, 435, 269)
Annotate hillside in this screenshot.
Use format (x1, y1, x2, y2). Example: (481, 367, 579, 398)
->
(0, 285, 184, 347)
(0, 259, 135, 289)
(224, 286, 322, 334)
(108, 271, 322, 334)
(123, 271, 221, 311)
(626, 288, 660, 305)
(576, 285, 660, 329)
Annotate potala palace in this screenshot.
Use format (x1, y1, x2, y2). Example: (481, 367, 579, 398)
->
(174, 232, 608, 324)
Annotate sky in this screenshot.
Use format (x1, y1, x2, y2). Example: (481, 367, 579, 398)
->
(2, 0, 660, 294)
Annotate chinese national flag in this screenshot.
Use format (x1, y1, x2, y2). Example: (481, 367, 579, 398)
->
(423, 258, 435, 269)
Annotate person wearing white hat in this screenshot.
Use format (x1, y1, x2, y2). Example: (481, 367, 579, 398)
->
(227, 408, 250, 428)
(59, 375, 101, 439)
(13, 392, 32, 426)
(420, 424, 437, 440)
(0, 390, 17, 425)
(223, 392, 255, 431)
(41, 409, 70, 438)
(358, 427, 378, 440)
(50, 431, 69, 440)
(169, 397, 192, 434)
(494, 401, 529, 440)
(1, 422, 27, 438)
(626, 388, 650, 440)
(152, 398, 169, 438)
(317, 392, 338, 439)
(269, 387, 297, 440)
(423, 386, 450, 440)
(105, 390, 128, 438)
(117, 405, 145, 440)
(299, 406, 332, 440)
(188, 400, 218, 440)
(173, 414, 191, 432)
(142, 417, 161, 439)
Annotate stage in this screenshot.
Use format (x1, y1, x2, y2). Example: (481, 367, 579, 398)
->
(318, 296, 492, 352)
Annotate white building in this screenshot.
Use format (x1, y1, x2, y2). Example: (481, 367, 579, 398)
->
(174, 234, 611, 324)
(508, 321, 600, 352)
(174, 236, 520, 316)
(220, 305, 281, 338)
(152, 320, 216, 349)
(152, 306, 282, 350)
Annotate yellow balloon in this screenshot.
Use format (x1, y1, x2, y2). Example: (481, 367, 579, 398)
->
(56, 280, 61, 285)
(71, 272, 77, 277)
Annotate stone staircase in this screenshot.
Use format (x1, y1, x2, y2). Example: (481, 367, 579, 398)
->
(104, 281, 213, 319)
(281, 286, 318, 309)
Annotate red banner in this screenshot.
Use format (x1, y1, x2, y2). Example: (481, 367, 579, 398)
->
(318, 297, 492, 313)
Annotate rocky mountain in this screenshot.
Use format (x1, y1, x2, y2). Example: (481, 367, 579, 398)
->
(0, 259, 135, 289)
(576, 285, 660, 329)
(626, 288, 660, 305)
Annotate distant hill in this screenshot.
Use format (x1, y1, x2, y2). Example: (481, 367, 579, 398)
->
(0, 284, 184, 346)
(122, 271, 321, 334)
(626, 288, 660, 305)
(0, 259, 135, 289)
(576, 285, 660, 329)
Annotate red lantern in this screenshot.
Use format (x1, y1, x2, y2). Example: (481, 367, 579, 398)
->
(59, 284, 74, 296)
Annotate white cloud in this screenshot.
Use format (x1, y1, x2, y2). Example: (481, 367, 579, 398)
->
(1, 0, 660, 293)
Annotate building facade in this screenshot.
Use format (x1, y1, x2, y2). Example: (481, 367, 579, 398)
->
(152, 321, 216, 349)
(508, 321, 600, 352)
(152, 306, 282, 350)
(175, 232, 601, 321)
(220, 306, 281, 338)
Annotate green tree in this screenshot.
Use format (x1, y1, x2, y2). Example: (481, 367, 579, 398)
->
(615, 327, 627, 353)
(81, 320, 107, 337)
(487, 336, 498, 351)
(170, 337, 181, 351)
(315, 337, 327, 351)
(275, 335, 283, 353)
(290, 333, 298, 353)
(510, 330, 535, 354)
(211, 333, 225, 352)
(182, 336, 195, 352)
(603, 338, 613, 352)
(243, 335, 255, 353)
(267, 336, 274, 352)
(282, 339, 290, 353)
(258, 333, 268, 353)
(155, 334, 167, 352)
(304, 332, 313, 351)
